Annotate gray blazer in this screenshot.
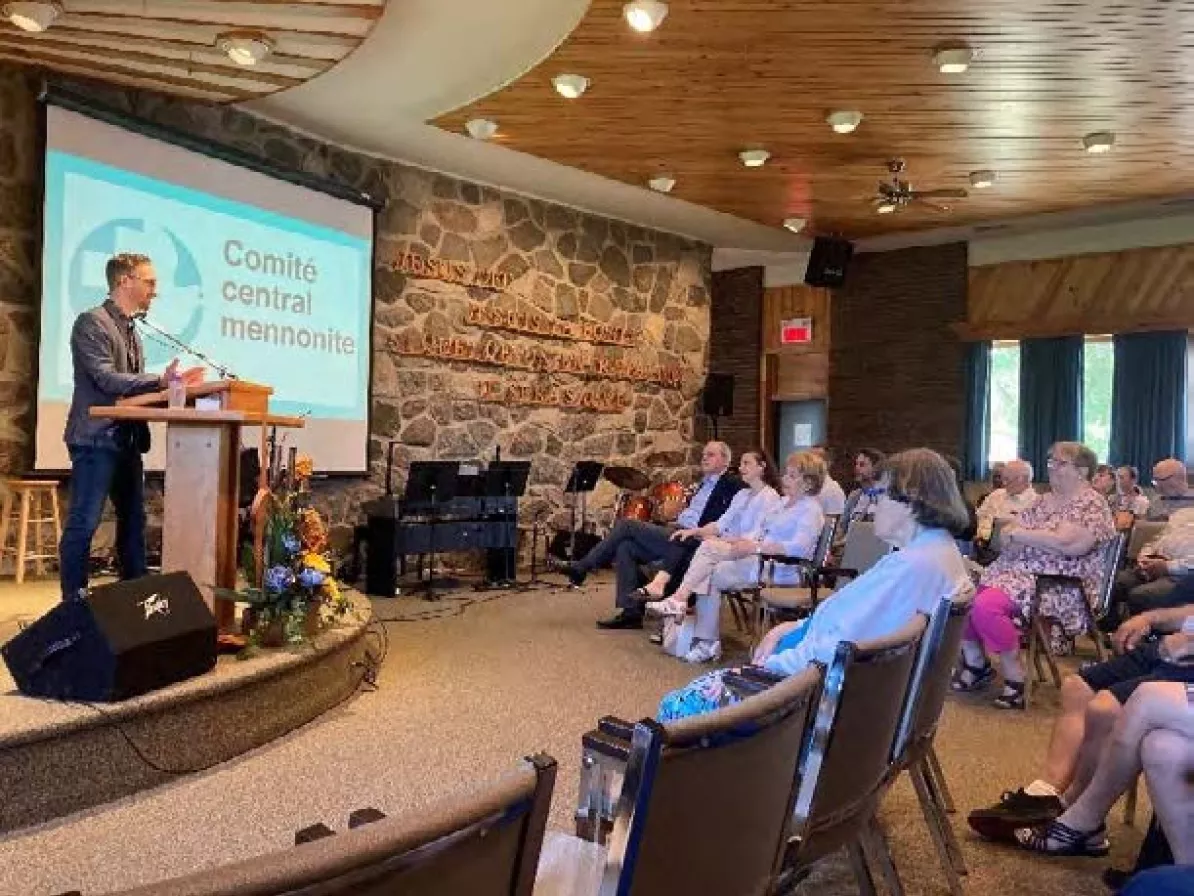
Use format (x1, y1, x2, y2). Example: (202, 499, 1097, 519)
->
(65, 300, 161, 449)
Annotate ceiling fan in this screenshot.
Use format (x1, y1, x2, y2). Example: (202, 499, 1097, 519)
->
(872, 158, 967, 214)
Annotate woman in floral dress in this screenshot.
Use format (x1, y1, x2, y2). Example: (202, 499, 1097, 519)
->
(954, 442, 1114, 709)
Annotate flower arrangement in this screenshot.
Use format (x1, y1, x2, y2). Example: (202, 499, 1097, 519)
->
(219, 453, 352, 648)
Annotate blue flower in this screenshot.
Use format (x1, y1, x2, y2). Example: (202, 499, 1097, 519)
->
(281, 534, 301, 555)
(264, 565, 294, 594)
(297, 567, 327, 589)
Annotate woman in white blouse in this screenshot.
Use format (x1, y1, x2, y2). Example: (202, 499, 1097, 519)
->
(658, 448, 973, 721)
(633, 449, 782, 602)
(645, 451, 827, 663)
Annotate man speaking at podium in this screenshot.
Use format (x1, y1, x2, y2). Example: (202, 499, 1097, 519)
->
(58, 253, 205, 601)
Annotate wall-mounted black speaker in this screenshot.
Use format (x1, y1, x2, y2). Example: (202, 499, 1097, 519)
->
(2, 572, 216, 702)
(804, 237, 855, 288)
(703, 373, 735, 417)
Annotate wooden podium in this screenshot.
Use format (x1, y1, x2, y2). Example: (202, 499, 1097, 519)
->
(90, 380, 304, 628)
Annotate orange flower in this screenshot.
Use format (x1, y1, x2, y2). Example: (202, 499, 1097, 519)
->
(294, 455, 314, 482)
(299, 508, 328, 552)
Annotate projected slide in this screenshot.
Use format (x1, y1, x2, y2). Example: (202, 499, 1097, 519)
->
(36, 107, 375, 472)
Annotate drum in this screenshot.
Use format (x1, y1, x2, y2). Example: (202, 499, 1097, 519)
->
(616, 495, 655, 522)
(651, 481, 687, 524)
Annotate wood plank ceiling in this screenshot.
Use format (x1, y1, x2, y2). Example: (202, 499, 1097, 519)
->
(0, 0, 387, 103)
(435, 0, 1194, 239)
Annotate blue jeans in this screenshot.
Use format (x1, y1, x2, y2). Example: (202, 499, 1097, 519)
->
(59, 444, 147, 600)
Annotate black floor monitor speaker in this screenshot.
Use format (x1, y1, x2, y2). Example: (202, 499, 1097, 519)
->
(702, 373, 735, 418)
(804, 237, 854, 288)
(2, 572, 217, 702)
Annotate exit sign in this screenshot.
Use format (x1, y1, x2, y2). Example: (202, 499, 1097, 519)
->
(780, 317, 813, 345)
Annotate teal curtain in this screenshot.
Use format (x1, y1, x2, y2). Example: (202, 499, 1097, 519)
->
(1110, 331, 1187, 470)
(1018, 336, 1083, 476)
(963, 341, 991, 479)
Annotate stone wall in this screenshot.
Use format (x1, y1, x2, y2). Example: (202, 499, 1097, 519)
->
(0, 64, 712, 545)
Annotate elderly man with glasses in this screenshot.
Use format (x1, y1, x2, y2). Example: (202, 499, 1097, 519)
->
(1146, 458, 1194, 521)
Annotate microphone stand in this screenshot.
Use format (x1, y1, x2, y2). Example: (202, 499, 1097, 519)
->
(135, 315, 238, 380)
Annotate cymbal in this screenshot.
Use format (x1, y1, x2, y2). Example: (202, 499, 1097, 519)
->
(603, 466, 651, 492)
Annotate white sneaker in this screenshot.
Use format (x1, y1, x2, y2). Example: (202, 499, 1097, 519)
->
(684, 640, 722, 664)
(645, 596, 687, 618)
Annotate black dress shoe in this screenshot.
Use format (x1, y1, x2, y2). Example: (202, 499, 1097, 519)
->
(596, 611, 644, 630)
(967, 788, 1064, 842)
(551, 559, 587, 587)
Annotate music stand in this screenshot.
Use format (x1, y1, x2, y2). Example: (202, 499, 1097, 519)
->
(480, 461, 531, 588)
(564, 461, 604, 562)
(405, 461, 462, 599)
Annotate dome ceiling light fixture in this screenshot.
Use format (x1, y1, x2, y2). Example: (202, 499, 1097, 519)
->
(552, 73, 590, 99)
(648, 173, 676, 193)
(1083, 130, 1115, 153)
(826, 110, 863, 134)
(465, 118, 499, 140)
(876, 201, 897, 215)
(2, 1, 62, 32)
(933, 44, 974, 74)
(969, 169, 997, 188)
(739, 149, 771, 168)
(782, 217, 806, 233)
(623, 1, 668, 33)
(216, 30, 275, 66)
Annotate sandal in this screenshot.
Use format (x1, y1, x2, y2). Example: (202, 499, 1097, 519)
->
(993, 679, 1026, 710)
(951, 660, 995, 693)
(629, 586, 664, 602)
(1013, 820, 1110, 857)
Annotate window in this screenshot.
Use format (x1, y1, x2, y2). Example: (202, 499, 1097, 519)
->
(988, 341, 1020, 465)
(1082, 337, 1114, 464)
(985, 337, 1115, 467)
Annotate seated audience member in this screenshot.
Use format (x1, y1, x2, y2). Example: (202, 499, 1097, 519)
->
(635, 449, 782, 603)
(976, 459, 1039, 542)
(644, 451, 825, 663)
(953, 441, 1115, 709)
(1093, 464, 1117, 501)
(1148, 459, 1194, 521)
(656, 448, 972, 721)
(558, 441, 743, 630)
(969, 603, 1194, 840)
(1114, 465, 1152, 524)
(810, 445, 847, 515)
(1113, 508, 1194, 622)
(1014, 679, 1192, 859)
(841, 448, 886, 529)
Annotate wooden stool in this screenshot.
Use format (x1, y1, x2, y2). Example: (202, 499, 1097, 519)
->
(0, 479, 62, 583)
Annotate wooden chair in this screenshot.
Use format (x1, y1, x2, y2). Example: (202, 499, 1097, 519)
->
(722, 514, 839, 641)
(0, 479, 62, 583)
(561, 666, 823, 895)
(98, 755, 556, 896)
(885, 592, 975, 896)
(775, 616, 929, 896)
(754, 520, 893, 637)
(1026, 532, 1127, 703)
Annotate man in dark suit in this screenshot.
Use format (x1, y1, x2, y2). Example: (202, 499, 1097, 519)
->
(58, 252, 204, 601)
(560, 441, 744, 629)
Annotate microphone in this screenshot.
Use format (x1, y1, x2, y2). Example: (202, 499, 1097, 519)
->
(135, 313, 238, 380)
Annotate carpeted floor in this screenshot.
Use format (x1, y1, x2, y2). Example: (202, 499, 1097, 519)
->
(0, 572, 1147, 895)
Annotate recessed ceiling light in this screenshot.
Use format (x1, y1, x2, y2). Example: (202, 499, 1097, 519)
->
(2, 1, 61, 32)
(739, 149, 770, 168)
(826, 110, 863, 134)
(1082, 131, 1115, 153)
(969, 169, 997, 188)
(623, 0, 668, 32)
(782, 217, 806, 233)
(465, 118, 499, 141)
(552, 73, 590, 99)
(876, 202, 897, 215)
(934, 44, 974, 74)
(216, 30, 274, 66)
(648, 174, 676, 193)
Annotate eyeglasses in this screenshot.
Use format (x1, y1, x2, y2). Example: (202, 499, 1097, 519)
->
(1046, 458, 1072, 470)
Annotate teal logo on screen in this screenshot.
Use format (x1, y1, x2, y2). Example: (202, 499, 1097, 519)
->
(68, 218, 204, 367)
